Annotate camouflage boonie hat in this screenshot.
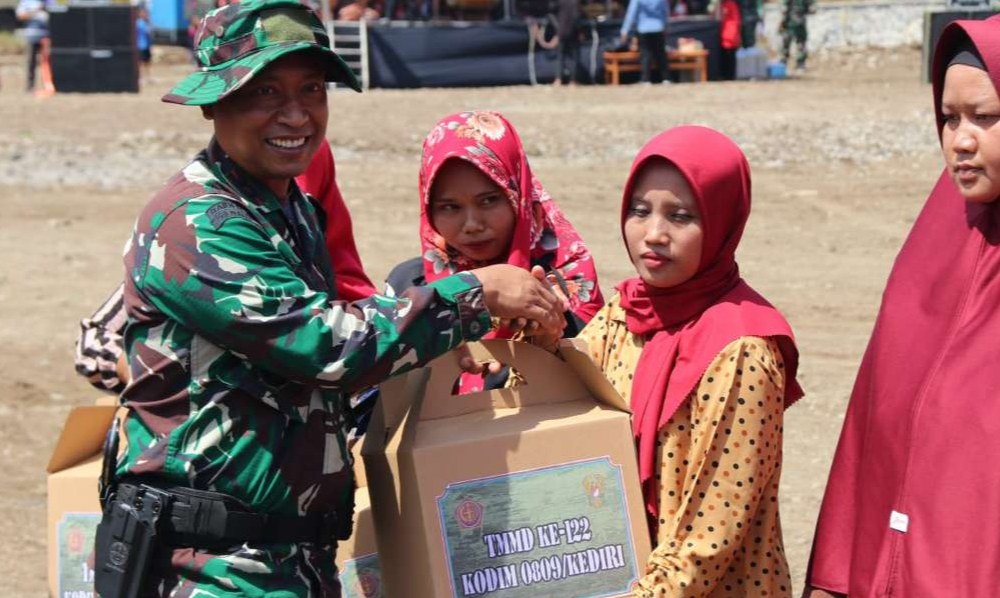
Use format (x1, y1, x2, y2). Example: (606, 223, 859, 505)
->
(163, 0, 360, 106)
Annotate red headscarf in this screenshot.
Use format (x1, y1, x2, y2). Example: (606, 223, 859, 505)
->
(418, 111, 603, 393)
(807, 18, 1000, 596)
(418, 111, 604, 318)
(616, 126, 803, 526)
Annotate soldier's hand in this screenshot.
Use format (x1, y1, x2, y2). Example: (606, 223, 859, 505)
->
(472, 264, 567, 335)
(522, 266, 567, 352)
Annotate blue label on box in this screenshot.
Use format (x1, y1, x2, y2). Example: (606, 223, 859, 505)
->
(57, 512, 100, 598)
(436, 457, 639, 598)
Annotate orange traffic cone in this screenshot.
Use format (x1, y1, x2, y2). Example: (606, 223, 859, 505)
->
(35, 37, 56, 98)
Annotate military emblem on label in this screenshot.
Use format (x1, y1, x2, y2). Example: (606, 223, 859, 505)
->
(455, 499, 485, 529)
(357, 572, 380, 597)
(67, 528, 86, 554)
(340, 553, 382, 598)
(58, 513, 100, 598)
(582, 474, 606, 508)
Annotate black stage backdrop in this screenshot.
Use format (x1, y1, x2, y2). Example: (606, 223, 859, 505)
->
(921, 9, 997, 83)
(367, 17, 721, 88)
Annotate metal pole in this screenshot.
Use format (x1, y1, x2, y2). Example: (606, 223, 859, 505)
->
(360, 18, 369, 90)
(320, 0, 333, 39)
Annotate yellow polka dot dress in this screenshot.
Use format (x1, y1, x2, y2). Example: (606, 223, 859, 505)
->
(577, 294, 792, 598)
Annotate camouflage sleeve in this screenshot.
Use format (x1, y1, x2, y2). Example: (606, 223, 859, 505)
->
(132, 196, 491, 393)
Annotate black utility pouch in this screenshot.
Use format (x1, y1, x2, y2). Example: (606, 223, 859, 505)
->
(94, 485, 170, 598)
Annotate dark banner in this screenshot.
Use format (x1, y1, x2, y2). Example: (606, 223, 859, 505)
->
(922, 9, 997, 82)
(367, 17, 721, 88)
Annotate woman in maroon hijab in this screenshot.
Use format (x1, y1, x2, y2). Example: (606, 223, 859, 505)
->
(805, 17, 1000, 598)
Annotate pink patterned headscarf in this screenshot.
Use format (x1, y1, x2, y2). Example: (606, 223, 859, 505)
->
(418, 111, 604, 324)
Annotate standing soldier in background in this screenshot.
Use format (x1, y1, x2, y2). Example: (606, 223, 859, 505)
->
(92, 1, 566, 597)
(780, 0, 814, 72)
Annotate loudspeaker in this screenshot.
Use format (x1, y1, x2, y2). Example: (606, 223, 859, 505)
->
(0, 8, 18, 32)
(92, 49, 140, 92)
(50, 48, 139, 93)
(92, 6, 136, 47)
(48, 5, 138, 93)
(50, 6, 136, 49)
(49, 8, 92, 49)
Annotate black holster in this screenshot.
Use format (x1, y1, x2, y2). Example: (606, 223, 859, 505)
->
(93, 480, 353, 598)
(94, 483, 168, 598)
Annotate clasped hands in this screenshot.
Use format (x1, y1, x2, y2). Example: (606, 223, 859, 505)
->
(458, 264, 570, 375)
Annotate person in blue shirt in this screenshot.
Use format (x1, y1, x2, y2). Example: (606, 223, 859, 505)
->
(16, 0, 48, 92)
(619, 0, 668, 84)
(136, 6, 152, 83)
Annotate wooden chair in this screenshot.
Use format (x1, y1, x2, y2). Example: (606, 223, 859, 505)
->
(667, 48, 708, 83)
(603, 48, 708, 85)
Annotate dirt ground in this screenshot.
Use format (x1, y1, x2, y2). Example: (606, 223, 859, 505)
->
(0, 45, 943, 596)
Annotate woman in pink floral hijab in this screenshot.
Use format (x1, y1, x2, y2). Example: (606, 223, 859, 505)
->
(388, 111, 603, 391)
(419, 111, 603, 318)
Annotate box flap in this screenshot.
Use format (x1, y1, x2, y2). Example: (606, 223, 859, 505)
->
(558, 337, 632, 413)
(46, 405, 118, 474)
(365, 367, 432, 503)
(418, 339, 593, 421)
(351, 441, 367, 488)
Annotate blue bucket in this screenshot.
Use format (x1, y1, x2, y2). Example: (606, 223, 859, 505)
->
(768, 62, 787, 79)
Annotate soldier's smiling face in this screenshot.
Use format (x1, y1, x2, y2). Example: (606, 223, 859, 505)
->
(202, 51, 328, 199)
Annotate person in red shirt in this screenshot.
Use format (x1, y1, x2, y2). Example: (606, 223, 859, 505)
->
(719, 0, 741, 80)
(299, 139, 377, 300)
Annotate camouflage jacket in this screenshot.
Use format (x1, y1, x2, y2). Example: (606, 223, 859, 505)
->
(782, 0, 813, 25)
(119, 140, 490, 597)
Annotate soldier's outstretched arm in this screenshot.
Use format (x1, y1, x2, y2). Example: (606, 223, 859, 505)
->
(130, 197, 492, 393)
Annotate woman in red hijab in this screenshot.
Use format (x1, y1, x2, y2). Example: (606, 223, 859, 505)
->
(804, 17, 1000, 598)
(386, 110, 604, 392)
(577, 126, 802, 597)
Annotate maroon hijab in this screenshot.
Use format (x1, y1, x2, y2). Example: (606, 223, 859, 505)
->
(617, 126, 803, 527)
(807, 18, 1000, 596)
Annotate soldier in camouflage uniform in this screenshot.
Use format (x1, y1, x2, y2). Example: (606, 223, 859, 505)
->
(111, 1, 565, 596)
(780, 0, 814, 71)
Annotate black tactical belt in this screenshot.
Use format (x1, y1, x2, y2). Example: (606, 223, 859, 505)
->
(114, 481, 351, 547)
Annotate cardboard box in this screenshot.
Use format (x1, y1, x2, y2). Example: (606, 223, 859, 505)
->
(336, 487, 383, 598)
(47, 403, 382, 598)
(363, 339, 652, 598)
(46, 403, 117, 598)
(336, 445, 383, 598)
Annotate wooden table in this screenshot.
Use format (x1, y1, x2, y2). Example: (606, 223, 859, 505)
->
(603, 48, 709, 85)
